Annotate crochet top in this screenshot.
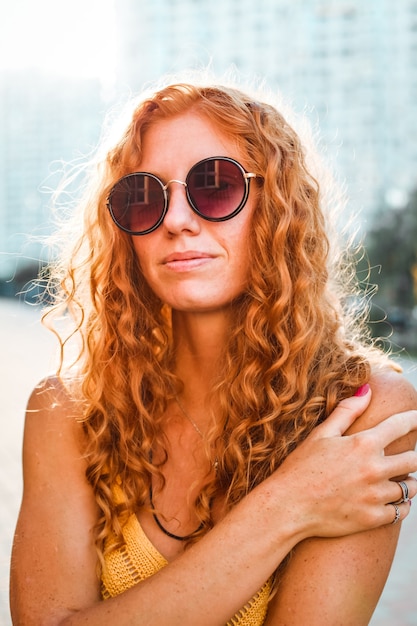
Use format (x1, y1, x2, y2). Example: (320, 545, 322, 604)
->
(101, 486, 272, 625)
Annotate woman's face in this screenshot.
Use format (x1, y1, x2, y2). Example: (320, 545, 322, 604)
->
(131, 111, 257, 314)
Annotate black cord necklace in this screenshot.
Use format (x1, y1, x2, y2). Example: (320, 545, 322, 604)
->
(148, 397, 216, 541)
(149, 483, 204, 541)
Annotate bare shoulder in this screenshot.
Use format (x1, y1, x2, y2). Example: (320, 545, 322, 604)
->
(24, 375, 84, 451)
(26, 374, 81, 420)
(21, 373, 91, 502)
(348, 365, 417, 453)
(20, 374, 92, 505)
(369, 366, 417, 412)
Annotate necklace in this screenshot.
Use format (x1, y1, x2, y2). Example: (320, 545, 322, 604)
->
(149, 483, 204, 541)
(175, 395, 206, 438)
(148, 397, 218, 541)
(175, 396, 219, 473)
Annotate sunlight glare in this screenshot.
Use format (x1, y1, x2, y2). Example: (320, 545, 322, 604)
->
(0, 0, 116, 81)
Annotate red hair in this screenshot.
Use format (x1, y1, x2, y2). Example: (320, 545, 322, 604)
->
(44, 80, 390, 571)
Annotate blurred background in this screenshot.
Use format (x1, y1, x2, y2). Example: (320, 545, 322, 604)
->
(0, 1, 416, 624)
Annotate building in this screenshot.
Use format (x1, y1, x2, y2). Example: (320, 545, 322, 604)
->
(0, 70, 103, 289)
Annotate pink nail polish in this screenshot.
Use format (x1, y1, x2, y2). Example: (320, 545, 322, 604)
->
(355, 383, 370, 397)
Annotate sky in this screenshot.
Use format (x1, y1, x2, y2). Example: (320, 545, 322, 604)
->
(0, 0, 116, 81)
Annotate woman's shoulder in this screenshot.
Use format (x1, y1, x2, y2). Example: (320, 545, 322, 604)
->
(352, 363, 417, 453)
(369, 364, 417, 413)
(27, 374, 81, 411)
(25, 374, 85, 450)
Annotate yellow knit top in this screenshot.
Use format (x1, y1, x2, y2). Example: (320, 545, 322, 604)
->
(101, 486, 272, 625)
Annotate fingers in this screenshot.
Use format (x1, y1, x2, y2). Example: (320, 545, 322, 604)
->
(380, 476, 416, 527)
(391, 478, 411, 504)
(326, 476, 417, 536)
(388, 475, 417, 504)
(314, 393, 417, 465)
(383, 449, 417, 480)
(312, 385, 372, 438)
(386, 501, 411, 525)
(287, 388, 417, 537)
(367, 409, 417, 449)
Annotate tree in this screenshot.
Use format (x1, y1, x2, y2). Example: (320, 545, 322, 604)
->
(361, 190, 417, 312)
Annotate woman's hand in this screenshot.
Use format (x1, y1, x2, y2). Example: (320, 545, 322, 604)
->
(274, 383, 417, 541)
(265, 373, 417, 625)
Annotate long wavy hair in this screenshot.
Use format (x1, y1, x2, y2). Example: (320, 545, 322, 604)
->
(44, 79, 389, 571)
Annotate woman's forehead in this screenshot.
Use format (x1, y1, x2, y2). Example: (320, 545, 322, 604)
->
(137, 112, 247, 173)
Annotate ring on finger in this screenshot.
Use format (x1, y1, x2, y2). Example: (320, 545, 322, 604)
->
(390, 503, 401, 525)
(393, 480, 409, 505)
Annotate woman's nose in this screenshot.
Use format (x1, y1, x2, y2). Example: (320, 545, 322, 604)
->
(162, 181, 201, 235)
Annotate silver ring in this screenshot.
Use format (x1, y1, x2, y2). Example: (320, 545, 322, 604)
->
(391, 503, 401, 525)
(393, 480, 409, 505)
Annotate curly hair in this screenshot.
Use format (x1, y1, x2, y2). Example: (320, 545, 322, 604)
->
(43, 78, 390, 570)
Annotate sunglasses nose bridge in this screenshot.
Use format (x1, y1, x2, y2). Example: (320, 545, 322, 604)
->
(163, 179, 187, 192)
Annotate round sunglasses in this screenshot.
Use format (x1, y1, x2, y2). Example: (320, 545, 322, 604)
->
(106, 156, 257, 235)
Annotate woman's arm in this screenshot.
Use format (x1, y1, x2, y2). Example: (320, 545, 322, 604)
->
(10, 378, 101, 625)
(10, 376, 417, 626)
(265, 370, 417, 626)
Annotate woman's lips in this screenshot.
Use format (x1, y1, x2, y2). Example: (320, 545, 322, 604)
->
(162, 251, 215, 271)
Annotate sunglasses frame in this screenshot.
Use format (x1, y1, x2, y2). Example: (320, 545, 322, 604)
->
(106, 156, 257, 235)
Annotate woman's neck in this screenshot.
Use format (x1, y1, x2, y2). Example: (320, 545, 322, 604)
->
(171, 308, 230, 398)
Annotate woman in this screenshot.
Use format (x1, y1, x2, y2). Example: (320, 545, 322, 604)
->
(10, 80, 417, 625)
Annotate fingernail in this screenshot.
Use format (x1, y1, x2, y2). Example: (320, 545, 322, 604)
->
(355, 383, 370, 397)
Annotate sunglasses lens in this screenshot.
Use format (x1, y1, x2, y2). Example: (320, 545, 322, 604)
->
(187, 159, 246, 219)
(108, 174, 165, 234)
